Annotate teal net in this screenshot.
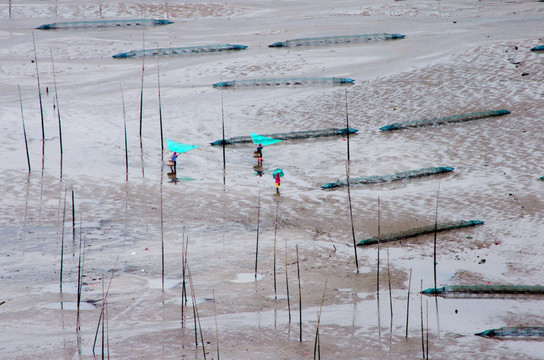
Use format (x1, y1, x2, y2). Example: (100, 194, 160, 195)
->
(476, 327, 544, 338)
(113, 44, 247, 58)
(250, 133, 282, 146)
(423, 285, 544, 296)
(380, 110, 510, 131)
(211, 128, 357, 146)
(37, 19, 172, 30)
(213, 77, 354, 88)
(357, 220, 484, 246)
(166, 139, 199, 153)
(322, 166, 453, 189)
(269, 33, 405, 47)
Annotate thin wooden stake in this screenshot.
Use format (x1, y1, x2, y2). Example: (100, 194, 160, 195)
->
(285, 236, 291, 324)
(433, 182, 442, 340)
(273, 198, 279, 299)
(92, 257, 119, 356)
(213, 289, 220, 360)
(160, 166, 165, 291)
(120, 82, 128, 181)
(433, 181, 441, 293)
(59, 184, 67, 292)
(32, 32, 45, 142)
(420, 279, 425, 358)
(313, 278, 328, 360)
(71, 190, 75, 243)
(101, 277, 105, 359)
(187, 262, 206, 358)
(76, 231, 85, 337)
(157, 49, 164, 151)
(426, 299, 429, 359)
(346, 161, 358, 273)
(106, 294, 110, 359)
(387, 246, 393, 334)
(50, 48, 63, 178)
(220, 83, 226, 185)
(377, 197, 381, 293)
(139, 32, 145, 139)
(377, 197, 382, 339)
(181, 233, 188, 327)
(18, 85, 31, 173)
(255, 192, 261, 279)
(345, 89, 350, 161)
(296, 245, 302, 342)
(405, 268, 412, 338)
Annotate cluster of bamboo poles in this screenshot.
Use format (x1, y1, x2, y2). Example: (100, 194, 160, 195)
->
(24, 30, 453, 358)
(22, 32, 167, 182)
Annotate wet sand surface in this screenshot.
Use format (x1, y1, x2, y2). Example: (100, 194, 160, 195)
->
(1, 0, 544, 358)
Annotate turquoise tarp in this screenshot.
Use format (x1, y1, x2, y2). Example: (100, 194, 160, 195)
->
(166, 139, 199, 153)
(250, 133, 283, 146)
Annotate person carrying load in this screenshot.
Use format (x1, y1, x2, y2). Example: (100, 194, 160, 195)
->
(254, 143, 263, 165)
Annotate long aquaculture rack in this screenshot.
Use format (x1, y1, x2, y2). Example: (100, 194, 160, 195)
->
(321, 166, 453, 189)
(37, 19, 173, 30)
(422, 285, 544, 296)
(379, 109, 511, 131)
(212, 77, 354, 88)
(210, 128, 358, 146)
(113, 44, 248, 58)
(475, 327, 544, 338)
(357, 220, 484, 246)
(268, 33, 405, 47)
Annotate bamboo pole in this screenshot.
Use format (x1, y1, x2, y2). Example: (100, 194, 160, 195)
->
(160, 166, 165, 291)
(220, 84, 226, 185)
(296, 244, 302, 342)
(92, 257, 119, 356)
(426, 299, 429, 359)
(181, 233, 188, 327)
(32, 32, 45, 142)
(72, 190, 75, 243)
(254, 192, 261, 280)
(433, 182, 441, 340)
(181, 234, 185, 327)
(420, 279, 425, 358)
(190, 269, 198, 347)
(213, 289, 220, 360)
(139, 32, 145, 139)
(18, 85, 31, 172)
(345, 89, 350, 161)
(50, 48, 63, 177)
(346, 161, 358, 273)
(76, 230, 85, 337)
(157, 49, 164, 151)
(106, 294, 110, 359)
(120, 82, 128, 181)
(101, 278, 105, 359)
(377, 197, 381, 293)
(285, 236, 291, 324)
(387, 246, 393, 334)
(376, 197, 382, 339)
(433, 182, 440, 293)
(405, 268, 412, 338)
(273, 197, 279, 299)
(313, 278, 328, 360)
(187, 262, 206, 358)
(59, 184, 67, 292)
